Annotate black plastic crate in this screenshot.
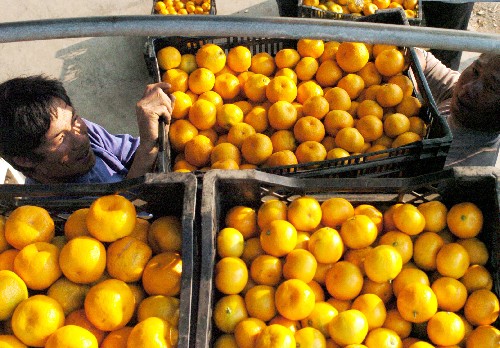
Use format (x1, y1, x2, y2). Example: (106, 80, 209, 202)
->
(298, 0, 422, 26)
(151, 0, 217, 15)
(196, 167, 500, 346)
(0, 173, 198, 347)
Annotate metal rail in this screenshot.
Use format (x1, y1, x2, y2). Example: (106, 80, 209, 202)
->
(0, 15, 499, 53)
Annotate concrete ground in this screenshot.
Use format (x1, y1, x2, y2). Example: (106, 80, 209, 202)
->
(0, 0, 485, 137)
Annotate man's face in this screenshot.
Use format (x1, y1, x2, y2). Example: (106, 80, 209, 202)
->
(451, 54, 500, 129)
(30, 98, 95, 183)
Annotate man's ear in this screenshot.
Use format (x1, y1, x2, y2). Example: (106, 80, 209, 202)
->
(11, 156, 37, 169)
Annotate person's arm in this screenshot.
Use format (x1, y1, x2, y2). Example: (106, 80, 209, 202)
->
(127, 82, 175, 179)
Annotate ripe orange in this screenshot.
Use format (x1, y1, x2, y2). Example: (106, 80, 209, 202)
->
(148, 215, 183, 254)
(178, 53, 197, 74)
(392, 203, 425, 236)
(324, 87, 351, 112)
(355, 115, 384, 142)
(416, 201, 448, 233)
(374, 48, 406, 77)
(257, 199, 288, 231)
(297, 39, 325, 59)
(392, 267, 429, 298)
(59, 236, 106, 284)
(300, 301, 338, 338)
(157, 46, 181, 70)
(397, 282, 438, 323)
(244, 285, 276, 322)
(340, 215, 378, 249)
(251, 52, 276, 76)
(184, 134, 214, 167)
(275, 68, 298, 85)
(446, 202, 483, 238)
(275, 48, 301, 69)
(383, 309, 412, 339)
(211, 142, 242, 167)
(296, 80, 324, 104)
(0, 270, 28, 321)
(0, 335, 27, 348)
(241, 133, 273, 165)
(268, 100, 298, 130)
(287, 196, 322, 232)
(270, 130, 297, 153)
(44, 325, 98, 348)
(294, 327, 326, 347)
(255, 324, 296, 348)
(188, 67, 216, 94)
(295, 57, 319, 82)
(320, 41, 340, 62)
(302, 95, 330, 120)
(213, 73, 241, 101)
(336, 42, 370, 73)
(337, 73, 365, 100)
(275, 279, 316, 321)
(377, 230, 413, 264)
(64, 208, 91, 240)
(64, 308, 105, 345)
(249, 254, 282, 286)
(396, 95, 422, 117)
(283, 249, 318, 283)
(431, 276, 467, 312)
(243, 73, 271, 102)
(328, 309, 369, 346)
(196, 43, 226, 74)
(169, 119, 199, 152)
(244, 105, 269, 133)
(364, 327, 402, 348)
(358, 61, 383, 87)
(435, 242, 470, 279)
(427, 311, 465, 346)
(323, 110, 354, 137)
(464, 289, 500, 326)
(213, 294, 248, 333)
(388, 74, 413, 97)
(5, 205, 55, 250)
(266, 76, 297, 103)
(234, 317, 266, 348)
(357, 99, 384, 120)
(227, 46, 252, 73)
(260, 219, 297, 257)
(325, 261, 363, 301)
(295, 141, 327, 164)
(460, 264, 493, 293)
(106, 236, 152, 283)
(320, 197, 354, 229)
(307, 227, 344, 264)
(162, 68, 188, 93)
(225, 205, 257, 239)
(142, 251, 182, 296)
(465, 325, 500, 348)
(412, 231, 445, 271)
(217, 228, 245, 259)
(127, 317, 178, 347)
(351, 293, 386, 331)
(335, 127, 365, 153)
(315, 60, 343, 87)
(215, 256, 248, 295)
(47, 277, 90, 316)
(391, 131, 422, 148)
(364, 245, 402, 283)
(457, 237, 489, 266)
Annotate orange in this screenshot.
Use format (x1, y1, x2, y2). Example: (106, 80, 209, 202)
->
(13, 242, 61, 291)
(412, 231, 445, 271)
(377, 230, 413, 264)
(355, 115, 384, 142)
(127, 317, 178, 347)
(335, 127, 365, 153)
(296, 231, 311, 250)
(297, 39, 325, 59)
(257, 199, 288, 231)
(301, 301, 338, 338)
(45, 325, 98, 348)
(196, 43, 226, 74)
(275, 67, 298, 84)
(358, 61, 383, 87)
(375, 48, 406, 77)
(244, 285, 276, 322)
(266, 76, 297, 103)
(243, 73, 271, 102)
(364, 327, 402, 348)
(465, 325, 500, 348)
(464, 289, 500, 326)
(295, 141, 327, 164)
(47, 277, 90, 316)
(328, 309, 368, 346)
(213, 294, 248, 333)
(391, 132, 421, 148)
(244, 105, 269, 133)
(227, 123, 256, 150)
(324, 110, 354, 136)
(275, 48, 301, 69)
(340, 215, 378, 249)
(255, 324, 296, 348)
(392, 203, 425, 236)
(86, 194, 136, 243)
(148, 215, 183, 254)
(287, 196, 322, 232)
(233, 100, 253, 116)
(250, 52, 276, 76)
(397, 282, 438, 323)
(188, 67, 216, 94)
(169, 119, 199, 152)
(214, 334, 238, 348)
(275, 279, 316, 321)
(383, 309, 412, 339)
(225, 205, 257, 239)
(344, 247, 372, 277)
(171, 91, 193, 120)
(64, 309, 105, 344)
(457, 237, 489, 265)
(64, 208, 90, 240)
(184, 134, 214, 167)
(337, 73, 365, 100)
(321, 136, 337, 152)
(198, 90, 223, 112)
(5, 205, 55, 250)
(217, 227, 245, 258)
(308, 227, 344, 264)
(315, 60, 343, 87)
(260, 219, 297, 257)
(227, 46, 252, 73)
(416, 201, 447, 233)
(357, 99, 384, 119)
(446, 202, 483, 238)
(324, 87, 352, 112)
(214, 73, 241, 101)
(162, 68, 188, 93)
(249, 254, 282, 286)
(234, 318, 266, 348)
(363, 85, 382, 101)
(336, 42, 370, 73)
(388, 75, 414, 97)
(283, 249, 318, 283)
(142, 251, 182, 296)
(0, 335, 27, 348)
(427, 311, 465, 346)
(268, 100, 298, 130)
(106, 236, 152, 283)
(270, 130, 297, 153)
(211, 142, 241, 166)
(0, 270, 28, 321)
(431, 276, 467, 312)
(241, 133, 273, 165)
(320, 41, 340, 62)
(325, 261, 363, 301)
(59, 236, 106, 284)
(295, 57, 319, 81)
(211, 159, 239, 170)
(392, 267, 429, 297)
(320, 197, 354, 229)
(215, 256, 248, 295)
(178, 53, 197, 74)
(408, 117, 426, 137)
(376, 84, 404, 108)
(11, 294, 65, 347)
(436, 242, 470, 278)
(302, 95, 330, 120)
(351, 293, 386, 331)
(364, 245, 402, 283)
(294, 327, 326, 347)
(396, 95, 421, 117)
(372, 44, 398, 58)
(460, 264, 493, 293)
(296, 80, 324, 104)
(157, 46, 181, 70)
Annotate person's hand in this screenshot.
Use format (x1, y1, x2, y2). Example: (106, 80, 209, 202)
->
(135, 82, 175, 146)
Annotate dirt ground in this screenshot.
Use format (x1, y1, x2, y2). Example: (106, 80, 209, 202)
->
(469, 2, 499, 34)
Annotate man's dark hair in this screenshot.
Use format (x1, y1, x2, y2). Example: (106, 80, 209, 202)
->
(0, 75, 72, 172)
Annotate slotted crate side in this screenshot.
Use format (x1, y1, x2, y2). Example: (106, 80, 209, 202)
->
(0, 172, 198, 348)
(196, 167, 500, 346)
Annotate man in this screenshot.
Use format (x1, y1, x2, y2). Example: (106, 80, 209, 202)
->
(0, 75, 174, 184)
(416, 49, 500, 166)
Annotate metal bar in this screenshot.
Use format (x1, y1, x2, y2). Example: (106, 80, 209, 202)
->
(0, 15, 498, 53)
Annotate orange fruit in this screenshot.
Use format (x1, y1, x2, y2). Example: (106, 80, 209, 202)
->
(211, 142, 242, 166)
(357, 99, 384, 120)
(250, 52, 276, 76)
(255, 324, 296, 348)
(328, 309, 369, 346)
(336, 42, 370, 73)
(5, 205, 55, 250)
(464, 289, 500, 326)
(427, 311, 465, 346)
(374, 48, 406, 77)
(351, 293, 386, 331)
(321, 197, 354, 229)
(320, 41, 340, 62)
(188, 67, 216, 94)
(301, 301, 338, 338)
(214, 73, 241, 101)
(325, 261, 363, 301)
(416, 201, 448, 233)
(211, 159, 239, 170)
(460, 264, 493, 293)
(100, 326, 134, 348)
(383, 309, 412, 339)
(233, 100, 253, 115)
(355, 115, 384, 142)
(363, 85, 382, 101)
(388, 74, 413, 97)
(378, 230, 413, 264)
(64, 308, 105, 344)
(188, 99, 217, 130)
(308, 227, 344, 264)
(446, 202, 483, 239)
(408, 117, 426, 137)
(0, 270, 28, 321)
(157, 46, 181, 70)
(364, 327, 402, 348)
(196, 43, 226, 74)
(266, 76, 297, 103)
(227, 46, 252, 73)
(47, 277, 90, 316)
(225, 205, 257, 239)
(59, 236, 106, 284)
(376, 84, 404, 108)
(275, 67, 298, 85)
(270, 130, 297, 153)
(431, 276, 467, 312)
(295, 57, 319, 81)
(340, 215, 378, 249)
(217, 227, 245, 258)
(396, 96, 421, 117)
(268, 100, 298, 130)
(11, 294, 65, 347)
(337, 73, 365, 100)
(243, 73, 271, 102)
(171, 91, 193, 119)
(457, 237, 489, 266)
(257, 199, 288, 231)
(106, 236, 152, 283)
(213, 294, 248, 333)
(364, 245, 402, 283)
(436, 242, 470, 278)
(302, 95, 330, 120)
(294, 327, 326, 347)
(249, 254, 282, 286)
(260, 219, 297, 257)
(234, 317, 266, 348)
(391, 131, 422, 148)
(148, 215, 182, 254)
(287, 196, 322, 232)
(324, 87, 352, 112)
(198, 90, 223, 112)
(215, 256, 248, 295)
(323, 110, 354, 136)
(465, 325, 500, 348)
(0, 335, 27, 348)
(321, 136, 337, 152)
(244, 285, 276, 322)
(244, 105, 269, 133)
(64, 208, 91, 240)
(241, 133, 273, 165)
(392, 203, 425, 236)
(275, 279, 316, 321)
(295, 141, 327, 164)
(412, 231, 445, 271)
(372, 44, 398, 58)
(275, 48, 301, 69)
(358, 62, 383, 87)
(169, 119, 199, 152)
(127, 317, 178, 347)
(184, 134, 214, 167)
(162, 68, 188, 93)
(283, 249, 318, 283)
(227, 123, 255, 150)
(397, 282, 438, 323)
(178, 53, 197, 74)
(295, 231, 311, 251)
(297, 39, 325, 59)
(344, 246, 372, 277)
(392, 267, 429, 297)
(335, 127, 365, 153)
(296, 80, 323, 104)
(315, 60, 343, 87)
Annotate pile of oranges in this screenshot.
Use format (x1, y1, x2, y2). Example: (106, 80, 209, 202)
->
(302, 0, 419, 19)
(159, 38, 428, 173)
(211, 197, 500, 347)
(154, 0, 212, 15)
(0, 195, 184, 347)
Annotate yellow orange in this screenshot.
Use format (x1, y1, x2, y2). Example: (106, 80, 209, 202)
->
(213, 294, 248, 333)
(275, 48, 301, 69)
(188, 98, 217, 130)
(178, 53, 197, 74)
(266, 76, 297, 103)
(227, 46, 252, 73)
(364, 245, 403, 283)
(323, 110, 354, 136)
(0, 270, 28, 321)
(436, 242, 470, 279)
(243, 73, 271, 102)
(295, 140, 327, 164)
(397, 282, 437, 323)
(106, 236, 152, 283)
(196, 43, 226, 74)
(188, 67, 216, 94)
(214, 73, 241, 101)
(162, 68, 188, 93)
(148, 215, 183, 254)
(325, 261, 363, 301)
(295, 57, 319, 82)
(184, 134, 214, 167)
(127, 317, 178, 347)
(275, 279, 316, 321)
(260, 219, 297, 257)
(250, 52, 276, 76)
(234, 317, 266, 348)
(59, 236, 106, 284)
(337, 73, 365, 100)
(293, 116, 326, 143)
(217, 103, 244, 130)
(392, 203, 425, 235)
(376, 83, 404, 108)
(327, 309, 369, 346)
(215, 256, 249, 295)
(142, 251, 183, 296)
(250, 254, 282, 286)
(225, 205, 257, 239)
(296, 80, 323, 104)
(255, 324, 296, 348)
(244, 285, 276, 322)
(335, 127, 365, 153)
(169, 119, 198, 152)
(336, 42, 370, 73)
(5, 205, 55, 250)
(375, 48, 406, 77)
(447, 202, 483, 238)
(241, 133, 273, 165)
(297, 39, 325, 59)
(315, 60, 343, 87)
(157, 46, 181, 70)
